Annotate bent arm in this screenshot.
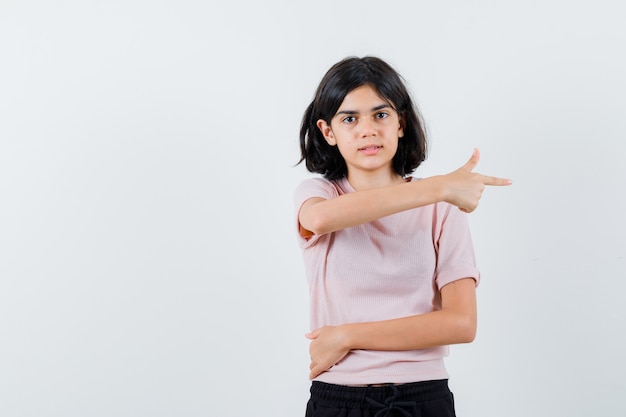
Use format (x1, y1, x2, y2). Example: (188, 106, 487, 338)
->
(306, 278, 477, 379)
(299, 176, 445, 236)
(299, 149, 511, 237)
(343, 278, 477, 350)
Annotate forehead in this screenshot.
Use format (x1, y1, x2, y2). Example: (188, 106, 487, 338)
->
(337, 85, 390, 110)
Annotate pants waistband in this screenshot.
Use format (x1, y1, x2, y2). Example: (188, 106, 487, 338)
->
(309, 379, 450, 408)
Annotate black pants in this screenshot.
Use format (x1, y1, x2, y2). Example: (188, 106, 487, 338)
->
(305, 379, 456, 417)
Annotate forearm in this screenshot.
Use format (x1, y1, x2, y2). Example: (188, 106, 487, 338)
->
(306, 307, 476, 379)
(300, 151, 513, 237)
(306, 269, 477, 379)
(302, 176, 445, 235)
(342, 278, 477, 351)
(342, 309, 476, 352)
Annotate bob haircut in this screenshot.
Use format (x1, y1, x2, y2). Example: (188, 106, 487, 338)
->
(298, 56, 427, 180)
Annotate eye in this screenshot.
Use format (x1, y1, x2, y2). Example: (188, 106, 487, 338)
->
(342, 116, 356, 124)
(375, 112, 389, 119)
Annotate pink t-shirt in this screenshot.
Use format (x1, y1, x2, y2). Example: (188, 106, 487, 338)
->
(294, 176, 480, 385)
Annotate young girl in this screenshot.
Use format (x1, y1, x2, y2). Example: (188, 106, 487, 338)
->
(294, 56, 511, 417)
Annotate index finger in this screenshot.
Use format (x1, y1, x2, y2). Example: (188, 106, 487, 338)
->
(483, 175, 513, 186)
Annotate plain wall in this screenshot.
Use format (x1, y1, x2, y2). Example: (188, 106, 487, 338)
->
(1, 1, 624, 416)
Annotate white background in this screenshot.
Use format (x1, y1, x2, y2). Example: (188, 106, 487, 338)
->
(1, 1, 625, 416)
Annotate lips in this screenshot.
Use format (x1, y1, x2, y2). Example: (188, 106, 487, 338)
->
(358, 145, 382, 155)
(358, 145, 381, 150)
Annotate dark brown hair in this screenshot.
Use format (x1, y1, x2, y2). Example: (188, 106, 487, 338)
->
(298, 56, 427, 180)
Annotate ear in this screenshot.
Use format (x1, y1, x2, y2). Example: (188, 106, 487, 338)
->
(317, 119, 336, 146)
(398, 115, 405, 138)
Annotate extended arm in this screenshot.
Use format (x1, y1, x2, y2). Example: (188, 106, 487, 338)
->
(299, 149, 511, 237)
(306, 278, 477, 379)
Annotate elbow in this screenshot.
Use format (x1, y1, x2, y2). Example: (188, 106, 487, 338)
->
(299, 199, 338, 236)
(453, 315, 477, 344)
(306, 217, 327, 236)
(301, 213, 333, 236)
(461, 325, 477, 344)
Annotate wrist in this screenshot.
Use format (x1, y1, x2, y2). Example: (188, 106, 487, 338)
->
(338, 323, 355, 351)
(427, 175, 448, 203)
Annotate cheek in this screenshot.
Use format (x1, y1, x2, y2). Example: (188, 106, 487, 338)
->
(389, 137, 401, 155)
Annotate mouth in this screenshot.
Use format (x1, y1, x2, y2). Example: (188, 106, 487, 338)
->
(358, 145, 382, 155)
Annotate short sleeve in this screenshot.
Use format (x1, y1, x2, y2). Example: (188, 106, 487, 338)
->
(293, 178, 340, 249)
(433, 203, 480, 289)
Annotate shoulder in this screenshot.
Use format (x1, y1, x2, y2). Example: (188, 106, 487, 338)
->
(294, 176, 344, 201)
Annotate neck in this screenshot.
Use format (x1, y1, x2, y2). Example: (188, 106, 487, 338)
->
(346, 169, 406, 191)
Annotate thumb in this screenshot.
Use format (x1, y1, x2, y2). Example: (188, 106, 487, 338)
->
(461, 148, 480, 172)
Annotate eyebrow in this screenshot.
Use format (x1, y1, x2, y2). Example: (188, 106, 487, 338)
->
(335, 104, 392, 116)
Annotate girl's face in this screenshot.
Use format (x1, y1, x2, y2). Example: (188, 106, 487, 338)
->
(317, 84, 404, 180)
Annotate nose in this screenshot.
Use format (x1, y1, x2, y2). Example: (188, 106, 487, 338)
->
(359, 118, 376, 138)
